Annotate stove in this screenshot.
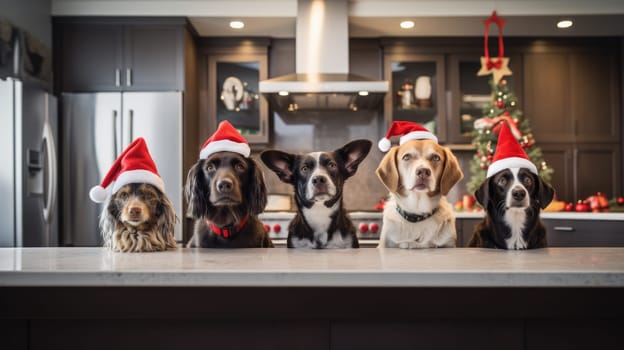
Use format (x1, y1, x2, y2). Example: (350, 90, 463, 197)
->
(258, 211, 383, 247)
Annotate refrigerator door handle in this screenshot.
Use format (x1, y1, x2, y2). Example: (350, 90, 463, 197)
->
(112, 110, 119, 157)
(42, 122, 58, 223)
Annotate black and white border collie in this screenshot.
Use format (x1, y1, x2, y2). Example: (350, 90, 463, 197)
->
(469, 167, 555, 250)
(261, 140, 372, 249)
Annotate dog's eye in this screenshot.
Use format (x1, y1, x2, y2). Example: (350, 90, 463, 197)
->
(430, 154, 441, 162)
(497, 178, 507, 187)
(301, 165, 309, 173)
(235, 163, 245, 171)
(328, 162, 337, 169)
(206, 163, 215, 171)
(118, 192, 129, 200)
(523, 176, 533, 187)
(401, 154, 411, 161)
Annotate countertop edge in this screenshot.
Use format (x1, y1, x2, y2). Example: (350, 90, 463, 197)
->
(2, 271, 623, 288)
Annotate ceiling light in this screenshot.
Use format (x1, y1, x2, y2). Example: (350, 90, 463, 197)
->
(400, 21, 415, 29)
(278, 91, 289, 96)
(230, 21, 245, 29)
(557, 20, 573, 29)
(358, 91, 369, 96)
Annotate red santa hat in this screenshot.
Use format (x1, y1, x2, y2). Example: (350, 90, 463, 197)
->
(486, 121, 538, 178)
(199, 120, 250, 159)
(378, 120, 438, 152)
(89, 137, 164, 203)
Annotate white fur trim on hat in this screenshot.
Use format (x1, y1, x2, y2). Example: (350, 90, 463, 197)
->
(111, 169, 166, 195)
(200, 139, 251, 159)
(399, 130, 438, 145)
(378, 138, 391, 152)
(486, 156, 538, 178)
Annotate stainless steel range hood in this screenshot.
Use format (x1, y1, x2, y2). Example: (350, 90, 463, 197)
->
(259, 0, 388, 111)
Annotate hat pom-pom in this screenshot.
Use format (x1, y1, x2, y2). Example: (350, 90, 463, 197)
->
(89, 185, 108, 203)
(378, 138, 391, 152)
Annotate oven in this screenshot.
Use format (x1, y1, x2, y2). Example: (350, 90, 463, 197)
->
(258, 211, 382, 247)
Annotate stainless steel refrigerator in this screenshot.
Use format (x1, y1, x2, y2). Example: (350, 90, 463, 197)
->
(0, 77, 59, 247)
(61, 92, 183, 246)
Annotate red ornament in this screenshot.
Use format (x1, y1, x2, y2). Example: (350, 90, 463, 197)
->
(564, 202, 574, 212)
(495, 100, 504, 108)
(575, 200, 591, 213)
(617, 196, 624, 206)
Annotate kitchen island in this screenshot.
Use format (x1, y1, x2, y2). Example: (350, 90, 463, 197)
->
(1, 247, 623, 349)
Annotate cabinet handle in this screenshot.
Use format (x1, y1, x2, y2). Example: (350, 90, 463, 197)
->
(115, 69, 120, 87)
(553, 226, 575, 232)
(128, 109, 134, 143)
(112, 110, 119, 156)
(126, 68, 132, 87)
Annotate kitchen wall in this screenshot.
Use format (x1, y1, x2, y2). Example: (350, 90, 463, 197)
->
(0, 0, 52, 48)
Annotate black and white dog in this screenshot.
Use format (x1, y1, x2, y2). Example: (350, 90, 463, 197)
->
(261, 140, 372, 249)
(468, 167, 555, 250)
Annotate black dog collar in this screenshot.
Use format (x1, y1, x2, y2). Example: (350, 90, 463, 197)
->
(395, 205, 438, 223)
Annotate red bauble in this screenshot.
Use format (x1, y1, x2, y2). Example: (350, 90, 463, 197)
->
(564, 202, 574, 212)
(617, 196, 624, 206)
(575, 200, 591, 213)
(495, 101, 504, 108)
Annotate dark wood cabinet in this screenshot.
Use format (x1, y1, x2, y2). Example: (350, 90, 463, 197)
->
(523, 48, 620, 144)
(60, 24, 123, 91)
(55, 18, 186, 92)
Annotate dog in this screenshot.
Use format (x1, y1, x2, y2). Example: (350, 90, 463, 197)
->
(468, 167, 555, 249)
(376, 139, 463, 248)
(100, 183, 177, 252)
(185, 151, 272, 248)
(261, 139, 372, 249)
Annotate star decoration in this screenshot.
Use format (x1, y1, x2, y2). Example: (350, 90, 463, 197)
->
(478, 56, 512, 84)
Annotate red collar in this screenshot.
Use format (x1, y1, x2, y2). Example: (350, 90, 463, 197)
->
(206, 215, 249, 239)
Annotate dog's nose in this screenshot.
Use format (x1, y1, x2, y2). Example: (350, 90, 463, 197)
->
(216, 179, 234, 193)
(312, 175, 327, 185)
(129, 207, 142, 216)
(416, 167, 431, 178)
(512, 187, 527, 201)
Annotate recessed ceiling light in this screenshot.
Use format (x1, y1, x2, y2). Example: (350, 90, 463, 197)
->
(557, 20, 573, 29)
(230, 21, 245, 29)
(358, 91, 369, 96)
(278, 91, 289, 96)
(400, 20, 415, 29)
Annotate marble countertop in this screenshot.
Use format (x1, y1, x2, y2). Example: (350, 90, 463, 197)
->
(261, 211, 624, 220)
(1, 247, 623, 288)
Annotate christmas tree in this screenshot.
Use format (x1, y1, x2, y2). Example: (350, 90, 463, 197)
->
(467, 77, 553, 194)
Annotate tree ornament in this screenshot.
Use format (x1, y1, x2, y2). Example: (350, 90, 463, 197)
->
(477, 11, 513, 84)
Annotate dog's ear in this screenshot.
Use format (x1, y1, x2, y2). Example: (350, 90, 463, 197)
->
(245, 158, 268, 216)
(439, 147, 464, 196)
(260, 150, 295, 184)
(335, 139, 372, 177)
(185, 161, 211, 218)
(155, 193, 178, 248)
(536, 176, 555, 209)
(99, 198, 119, 249)
(376, 147, 400, 193)
(474, 178, 490, 210)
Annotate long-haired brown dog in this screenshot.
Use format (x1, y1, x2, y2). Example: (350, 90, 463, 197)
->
(100, 183, 177, 252)
(90, 137, 177, 253)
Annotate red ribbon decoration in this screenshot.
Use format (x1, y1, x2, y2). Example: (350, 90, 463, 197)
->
(483, 11, 506, 70)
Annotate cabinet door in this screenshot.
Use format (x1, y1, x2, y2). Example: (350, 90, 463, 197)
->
(384, 54, 446, 143)
(575, 144, 620, 199)
(123, 26, 183, 91)
(571, 52, 620, 143)
(208, 54, 269, 144)
(447, 54, 521, 144)
(60, 24, 123, 91)
(540, 144, 574, 202)
(523, 52, 574, 143)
